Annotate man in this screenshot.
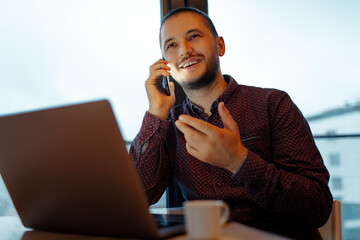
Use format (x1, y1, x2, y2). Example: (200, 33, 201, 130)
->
(130, 7, 332, 240)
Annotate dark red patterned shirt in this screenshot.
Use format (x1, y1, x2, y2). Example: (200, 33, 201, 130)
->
(130, 75, 332, 240)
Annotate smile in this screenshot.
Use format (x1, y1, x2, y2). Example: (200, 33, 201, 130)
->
(181, 59, 201, 68)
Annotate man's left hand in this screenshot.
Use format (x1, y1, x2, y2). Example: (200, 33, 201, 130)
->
(175, 102, 248, 174)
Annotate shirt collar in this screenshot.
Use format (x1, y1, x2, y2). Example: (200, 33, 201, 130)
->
(184, 75, 238, 115)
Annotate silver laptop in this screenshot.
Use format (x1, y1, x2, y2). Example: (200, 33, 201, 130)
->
(0, 100, 184, 238)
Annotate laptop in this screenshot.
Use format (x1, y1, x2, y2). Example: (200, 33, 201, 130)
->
(0, 100, 184, 238)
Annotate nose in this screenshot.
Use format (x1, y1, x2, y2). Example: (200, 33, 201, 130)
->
(178, 40, 193, 57)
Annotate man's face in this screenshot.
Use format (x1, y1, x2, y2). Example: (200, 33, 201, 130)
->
(160, 12, 224, 90)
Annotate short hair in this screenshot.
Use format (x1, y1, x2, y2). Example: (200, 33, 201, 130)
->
(159, 7, 219, 47)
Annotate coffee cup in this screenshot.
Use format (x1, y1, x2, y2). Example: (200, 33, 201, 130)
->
(184, 200, 230, 239)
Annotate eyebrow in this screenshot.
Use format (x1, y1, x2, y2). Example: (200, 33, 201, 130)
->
(163, 28, 204, 50)
(186, 28, 204, 36)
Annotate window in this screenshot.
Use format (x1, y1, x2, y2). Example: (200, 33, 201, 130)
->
(208, 1, 360, 239)
(0, 0, 163, 215)
(1, 1, 360, 238)
(0, 0, 160, 140)
(208, 1, 360, 117)
(330, 153, 341, 167)
(332, 177, 343, 190)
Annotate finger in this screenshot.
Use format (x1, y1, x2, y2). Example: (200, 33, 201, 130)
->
(146, 70, 171, 89)
(218, 102, 238, 132)
(153, 58, 169, 66)
(169, 81, 176, 97)
(148, 62, 171, 83)
(152, 64, 171, 73)
(175, 119, 199, 137)
(152, 69, 171, 80)
(185, 143, 202, 160)
(175, 120, 205, 144)
(150, 60, 171, 73)
(178, 114, 216, 136)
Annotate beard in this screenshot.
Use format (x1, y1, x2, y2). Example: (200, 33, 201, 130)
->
(179, 54, 220, 91)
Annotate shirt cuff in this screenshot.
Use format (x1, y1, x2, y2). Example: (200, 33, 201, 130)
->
(142, 110, 170, 136)
(231, 150, 269, 187)
(231, 150, 249, 177)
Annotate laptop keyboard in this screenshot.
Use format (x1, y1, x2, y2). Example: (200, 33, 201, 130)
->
(152, 214, 184, 228)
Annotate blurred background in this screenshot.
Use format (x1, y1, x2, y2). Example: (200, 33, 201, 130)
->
(0, 0, 359, 239)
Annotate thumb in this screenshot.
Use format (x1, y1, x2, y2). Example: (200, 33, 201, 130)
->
(218, 102, 238, 132)
(169, 81, 175, 96)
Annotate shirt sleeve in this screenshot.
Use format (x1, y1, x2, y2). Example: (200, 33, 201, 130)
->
(129, 111, 172, 205)
(232, 91, 333, 228)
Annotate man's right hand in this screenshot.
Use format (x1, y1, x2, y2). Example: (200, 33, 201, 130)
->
(145, 59, 176, 120)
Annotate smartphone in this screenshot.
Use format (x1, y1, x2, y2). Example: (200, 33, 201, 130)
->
(157, 75, 171, 96)
(156, 58, 171, 96)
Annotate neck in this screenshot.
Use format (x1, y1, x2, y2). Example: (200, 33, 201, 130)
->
(184, 73, 227, 116)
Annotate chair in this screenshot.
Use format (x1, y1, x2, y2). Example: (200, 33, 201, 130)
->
(319, 200, 342, 240)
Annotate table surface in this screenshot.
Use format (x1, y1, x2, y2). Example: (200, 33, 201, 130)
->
(0, 216, 290, 240)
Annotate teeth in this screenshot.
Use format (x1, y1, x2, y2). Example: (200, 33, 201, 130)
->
(183, 60, 200, 68)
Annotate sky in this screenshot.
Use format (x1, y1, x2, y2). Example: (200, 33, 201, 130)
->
(0, 0, 359, 140)
(209, 0, 360, 115)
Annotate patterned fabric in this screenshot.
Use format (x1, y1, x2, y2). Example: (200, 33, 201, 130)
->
(130, 75, 332, 240)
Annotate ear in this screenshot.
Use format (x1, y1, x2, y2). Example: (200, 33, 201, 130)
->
(216, 36, 225, 57)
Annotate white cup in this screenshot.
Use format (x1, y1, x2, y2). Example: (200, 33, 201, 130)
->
(184, 200, 230, 240)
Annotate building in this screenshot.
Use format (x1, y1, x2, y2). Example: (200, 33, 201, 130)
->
(307, 102, 360, 240)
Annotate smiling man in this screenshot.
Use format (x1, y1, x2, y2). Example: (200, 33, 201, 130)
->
(130, 7, 332, 240)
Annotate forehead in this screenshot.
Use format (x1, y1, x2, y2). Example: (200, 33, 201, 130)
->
(160, 12, 211, 41)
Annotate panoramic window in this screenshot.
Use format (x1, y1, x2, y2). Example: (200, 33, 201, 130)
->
(0, 0, 162, 215)
(1, 1, 360, 238)
(209, 1, 360, 239)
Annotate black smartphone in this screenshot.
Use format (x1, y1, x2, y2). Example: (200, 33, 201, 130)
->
(156, 58, 171, 96)
(157, 75, 171, 96)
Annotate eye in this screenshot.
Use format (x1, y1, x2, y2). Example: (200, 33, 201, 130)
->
(190, 34, 200, 40)
(167, 42, 176, 49)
